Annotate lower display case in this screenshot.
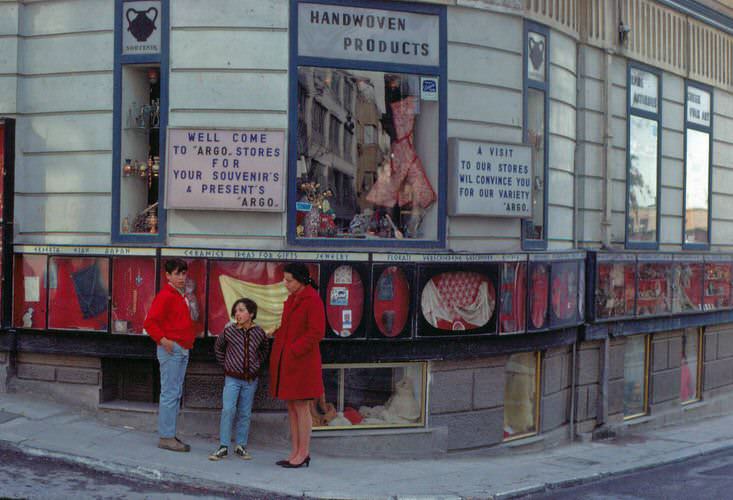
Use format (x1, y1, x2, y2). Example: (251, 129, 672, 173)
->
(316, 362, 426, 429)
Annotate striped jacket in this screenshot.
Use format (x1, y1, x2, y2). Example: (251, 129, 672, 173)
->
(214, 323, 269, 381)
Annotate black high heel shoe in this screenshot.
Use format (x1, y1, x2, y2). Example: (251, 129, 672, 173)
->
(283, 456, 310, 468)
(276, 459, 290, 466)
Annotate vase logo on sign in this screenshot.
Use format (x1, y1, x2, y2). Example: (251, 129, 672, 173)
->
(126, 7, 158, 42)
(528, 37, 544, 71)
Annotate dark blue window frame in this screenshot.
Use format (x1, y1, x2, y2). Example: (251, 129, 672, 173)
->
(287, 0, 447, 249)
(625, 62, 662, 250)
(522, 21, 550, 251)
(112, 0, 169, 244)
(682, 81, 713, 251)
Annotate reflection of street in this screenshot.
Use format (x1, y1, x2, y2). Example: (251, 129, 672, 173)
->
(0, 446, 299, 500)
(522, 447, 733, 500)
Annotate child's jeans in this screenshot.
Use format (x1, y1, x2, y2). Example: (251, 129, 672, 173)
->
(220, 376, 258, 447)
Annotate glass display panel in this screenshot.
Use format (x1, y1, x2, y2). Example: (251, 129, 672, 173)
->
(119, 65, 161, 235)
(528, 263, 549, 330)
(372, 265, 411, 338)
(636, 263, 671, 316)
(296, 67, 438, 240)
(504, 352, 538, 439)
(628, 115, 659, 243)
(324, 264, 365, 338)
(550, 261, 579, 327)
(48, 257, 109, 331)
(158, 258, 206, 337)
(672, 263, 703, 313)
(208, 261, 318, 336)
(704, 263, 732, 311)
(318, 364, 425, 428)
(623, 335, 648, 418)
(595, 262, 636, 319)
(684, 129, 710, 245)
(111, 257, 156, 335)
(500, 262, 526, 334)
(13, 254, 47, 330)
(524, 88, 545, 241)
(680, 329, 700, 404)
(420, 270, 496, 334)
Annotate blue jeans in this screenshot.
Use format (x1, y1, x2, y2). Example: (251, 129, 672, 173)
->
(220, 376, 258, 448)
(157, 343, 189, 439)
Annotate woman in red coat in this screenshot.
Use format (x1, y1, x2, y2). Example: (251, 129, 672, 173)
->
(269, 262, 325, 468)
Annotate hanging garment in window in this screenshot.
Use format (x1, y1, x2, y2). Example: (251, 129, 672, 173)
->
(71, 263, 109, 319)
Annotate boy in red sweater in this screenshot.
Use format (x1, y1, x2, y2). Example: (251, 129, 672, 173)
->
(144, 259, 197, 452)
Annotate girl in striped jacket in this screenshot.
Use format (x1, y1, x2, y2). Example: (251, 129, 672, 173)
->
(209, 298, 269, 461)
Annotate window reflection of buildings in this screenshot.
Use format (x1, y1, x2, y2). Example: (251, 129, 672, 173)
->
(355, 79, 389, 212)
(297, 67, 359, 225)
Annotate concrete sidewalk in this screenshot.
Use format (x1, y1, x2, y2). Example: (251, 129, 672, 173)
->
(1, 393, 733, 500)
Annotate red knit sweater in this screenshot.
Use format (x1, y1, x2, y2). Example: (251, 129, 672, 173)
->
(144, 283, 197, 349)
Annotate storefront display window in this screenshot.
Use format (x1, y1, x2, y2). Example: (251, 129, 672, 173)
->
(528, 262, 549, 330)
(550, 261, 579, 327)
(419, 269, 497, 335)
(48, 257, 109, 331)
(523, 23, 549, 248)
(623, 334, 649, 419)
(680, 328, 702, 404)
(295, 68, 439, 241)
(324, 264, 366, 339)
(704, 262, 732, 311)
(318, 363, 425, 429)
(684, 84, 712, 247)
(595, 261, 636, 320)
(13, 254, 48, 330)
(500, 261, 527, 334)
(208, 260, 318, 336)
(636, 262, 671, 317)
(504, 352, 539, 440)
(627, 66, 660, 247)
(111, 257, 156, 335)
(291, 1, 445, 246)
(372, 265, 412, 338)
(672, 261, 703, 313)
(158, 258, 206, 337)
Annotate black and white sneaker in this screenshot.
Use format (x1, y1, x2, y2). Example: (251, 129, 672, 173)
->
(208, 445, 228, 461)
(234, 445, 252, 460)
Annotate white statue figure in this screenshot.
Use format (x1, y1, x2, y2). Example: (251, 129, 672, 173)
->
(22, 307, 34, 328)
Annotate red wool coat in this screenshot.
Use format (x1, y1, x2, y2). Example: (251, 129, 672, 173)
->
(269, 285, 325, 400)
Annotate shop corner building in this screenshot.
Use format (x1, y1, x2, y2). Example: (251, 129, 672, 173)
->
(2, 0, 733, 456)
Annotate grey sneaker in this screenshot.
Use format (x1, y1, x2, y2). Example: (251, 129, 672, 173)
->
(208, 445, 228, 461)
(234, 445, 252, 460)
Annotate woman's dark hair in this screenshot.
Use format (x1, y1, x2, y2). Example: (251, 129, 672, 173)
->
(231, 298, 257, 321)
(283, 262, 318, 290)
(165, 258, 188, 274)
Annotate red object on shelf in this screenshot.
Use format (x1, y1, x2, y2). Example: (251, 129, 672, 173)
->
(13, 254, 48, 330)
(373, 266, 410, 337)
(325, 265, 364, 338)
(500, 262, 526, 334)
(112, 257, 156, 334)
(529, 264, 549, 329)
(48, 257, 109, 331)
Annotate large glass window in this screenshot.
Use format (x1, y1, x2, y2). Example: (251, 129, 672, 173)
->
(623, 335, 649, 419)
(684, 84, 712, 247)
(291, 1, 445, 245)
(296, 68, 439, 240)
(680, 328, 702, 404)
(627, 66, 660, 247)
(504, 352, 540, 440)
(523, 24, 549, 248)
(318, 363, 426, 429)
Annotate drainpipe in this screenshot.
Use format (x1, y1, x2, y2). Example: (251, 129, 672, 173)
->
(601, 48, 614, 249)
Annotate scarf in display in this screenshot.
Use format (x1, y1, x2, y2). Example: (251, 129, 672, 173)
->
(420, 272, 494, 331)
(366, 96, 436, 210)
(71, 263, 108, 319)
(218, 274, 289, 333)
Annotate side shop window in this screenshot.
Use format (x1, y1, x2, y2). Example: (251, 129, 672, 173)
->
(626, 65, 661, 248)
(680, 328, 702, 404)
(683, 84, 712, 248)
(113, 0, 168, 242)
(623, 334, 649, 419)
(318, 363, 426, 429)
(522, 23, 549, 249)
(290, 1, 446, 246)
(504, 351, 540, 440)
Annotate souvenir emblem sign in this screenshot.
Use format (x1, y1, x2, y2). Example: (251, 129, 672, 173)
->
(527, 31, 546, 82)
(122, 1, 162, 55)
